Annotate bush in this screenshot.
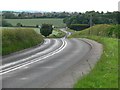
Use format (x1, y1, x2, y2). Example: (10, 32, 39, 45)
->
(68, 24, 89, 31)
(16, 23, 23, 27)
(40, 24, 53, 37)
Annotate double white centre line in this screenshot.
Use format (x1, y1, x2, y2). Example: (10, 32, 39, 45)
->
(0, 39, 67, 75)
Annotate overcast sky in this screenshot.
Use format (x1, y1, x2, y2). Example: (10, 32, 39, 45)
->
(0, 0, 119, 12)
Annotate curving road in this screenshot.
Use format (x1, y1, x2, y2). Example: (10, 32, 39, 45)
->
(1, 29, 102, 88)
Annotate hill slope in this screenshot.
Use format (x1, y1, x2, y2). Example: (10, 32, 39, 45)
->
(69, 24, 119, 38)
(2, 28, 43, 55)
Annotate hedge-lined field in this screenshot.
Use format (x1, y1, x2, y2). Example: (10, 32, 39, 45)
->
(2, 28, 43, 55)
(5, 18, 66, 27)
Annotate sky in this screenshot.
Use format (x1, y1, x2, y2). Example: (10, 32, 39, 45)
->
(0, 0, 120, 12)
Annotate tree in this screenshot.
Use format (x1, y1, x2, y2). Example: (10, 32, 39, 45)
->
(16, 23, 22, 27)
(117, 12, 120, 24)
(40, 24, 53, 37)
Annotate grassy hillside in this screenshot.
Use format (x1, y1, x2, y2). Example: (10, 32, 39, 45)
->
(68, 24, 118, 88)
(5, 18, 65, 27)
(69, 24, 119, 38)
(2, 28, 43, 55)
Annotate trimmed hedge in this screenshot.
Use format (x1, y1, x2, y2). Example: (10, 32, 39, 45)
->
(68, 24, 89, 31)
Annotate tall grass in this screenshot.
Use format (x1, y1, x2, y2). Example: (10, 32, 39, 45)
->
(2, 28, 43, 55)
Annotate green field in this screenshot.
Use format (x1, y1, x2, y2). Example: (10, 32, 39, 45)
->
(2, 28, 43, 55)
(5, 18, 66, 27)
(68, 24, 118, 88)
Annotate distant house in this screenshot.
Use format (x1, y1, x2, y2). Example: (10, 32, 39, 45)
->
(13, 12, 19, 17)
(32, 13, 43, 17)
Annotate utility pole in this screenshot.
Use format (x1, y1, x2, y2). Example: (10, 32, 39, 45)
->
(89, 14, 93, 35)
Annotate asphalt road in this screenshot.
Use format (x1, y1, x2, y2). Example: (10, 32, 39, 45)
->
(1, 29, 102, 88)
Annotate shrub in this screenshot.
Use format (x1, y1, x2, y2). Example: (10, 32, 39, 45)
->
(68, 24, 89, 31)
(16, 23, 23, 27)
(40, 24, 53, 37)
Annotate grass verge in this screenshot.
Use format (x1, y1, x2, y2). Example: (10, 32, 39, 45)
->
(73, 36, 118, 88)
(2, 28, 43, 55)
(68, 24, 118, 88)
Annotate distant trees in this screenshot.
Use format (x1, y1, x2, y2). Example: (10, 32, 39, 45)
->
(2, 19, 13, 27)
(63, 11, 119, 27)
(2, 11, 119, 24)
(2, 11, 17, 19)
(2, 11, 71, 19)
(40, 24, 53, 37)
(117, 12, 120, 24)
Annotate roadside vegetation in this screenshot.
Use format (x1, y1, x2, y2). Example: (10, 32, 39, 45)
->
(48, 29, 66, 38)
(68, 24, 118, 88)
(69, 24, 119, 38)
(40, 24, 53, 37)
(33, 27, 66, 38)
(2, 28, 43, 55)
(74, 36, 118, 88)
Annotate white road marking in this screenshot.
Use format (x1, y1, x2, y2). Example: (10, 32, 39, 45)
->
(0, 39, 57, 70)
(20, 77, 28, 80)
(0, 39, 67, 75)
(41, 67, 54, 69)
(23, 66, 29, 69)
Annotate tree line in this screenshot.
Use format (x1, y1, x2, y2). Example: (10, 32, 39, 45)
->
(2, 11, 120, 22)
(2, 11, 71, 19)
(63, 11, 119, 26)
(1, 11, 120, 31)
(63, 11, 119, 31)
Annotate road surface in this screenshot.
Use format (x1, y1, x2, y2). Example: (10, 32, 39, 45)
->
(1, 29, 102, 88)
